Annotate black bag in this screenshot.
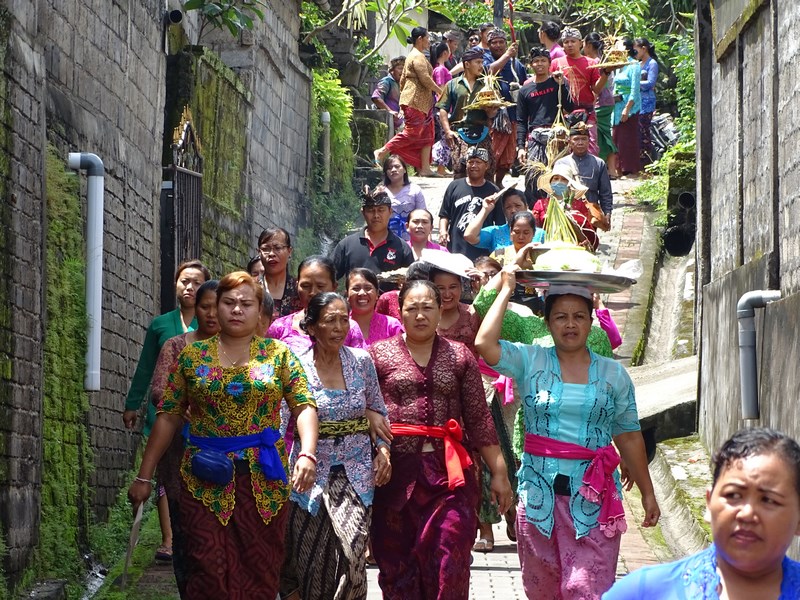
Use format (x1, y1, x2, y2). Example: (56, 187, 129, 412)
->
(191, 450, 234, 485)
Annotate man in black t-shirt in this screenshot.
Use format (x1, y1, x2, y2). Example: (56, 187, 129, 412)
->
(331, 187, 414, 291)
(516, 46, 573, 165)
(438, 147, 505, 261)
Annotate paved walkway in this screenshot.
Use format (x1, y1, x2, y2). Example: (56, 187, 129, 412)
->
(127, 174, 662, 598)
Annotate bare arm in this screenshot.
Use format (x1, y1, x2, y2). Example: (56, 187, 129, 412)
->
(127, 413, 183, 507)
(292, 403, 319, 493)
(475, 266, 517, 365)
(614, 431, 660, 527)
(438, 217, 450, 247)
(463, 194, 499, 244)
(487, 43, 518, 75)
(478, 444, 513, 515)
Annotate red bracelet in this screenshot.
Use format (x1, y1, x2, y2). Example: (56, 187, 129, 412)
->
(298, 452, 317, 465)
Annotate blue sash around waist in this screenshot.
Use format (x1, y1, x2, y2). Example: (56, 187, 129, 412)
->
(189, 428, 286, 483)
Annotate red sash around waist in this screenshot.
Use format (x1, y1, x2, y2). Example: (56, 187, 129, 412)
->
(524, 433, 627, 537)
(391, 419, 473, 490)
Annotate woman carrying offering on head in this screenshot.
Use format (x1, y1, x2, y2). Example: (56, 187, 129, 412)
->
(475, 266, 660, 599)
(280, 293, 391, 600)
(369, 280, 513, 598)
(604, 427, 800, 599)
(374, 27, 443, 177)
(128, 272, 318, 599)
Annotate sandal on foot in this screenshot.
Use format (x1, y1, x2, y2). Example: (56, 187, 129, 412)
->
(155, 545, 173, 562)
(506, 522, 517, 542)
(472, 538, 494, 553)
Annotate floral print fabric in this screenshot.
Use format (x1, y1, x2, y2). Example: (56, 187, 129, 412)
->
(159, 335, 314, 526)
(290, 345, 388, 515)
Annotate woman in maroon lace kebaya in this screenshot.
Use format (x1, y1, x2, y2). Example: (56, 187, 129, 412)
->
(368, 280, 513, 599)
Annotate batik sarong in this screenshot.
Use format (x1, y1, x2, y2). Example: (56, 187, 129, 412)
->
(280, 466, 369, 600)
(371, 452, 478, 600)
(613, 113, 641, 175)
(180, 471, 289, 600)
(385, 105, 434, 169)
(517, 495, 621, 599)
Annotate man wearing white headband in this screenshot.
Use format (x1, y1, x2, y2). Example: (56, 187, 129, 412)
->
(550, 26, 613, 156)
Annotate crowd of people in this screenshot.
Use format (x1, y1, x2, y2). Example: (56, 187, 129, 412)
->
(118, 18, 800, 600)
(372, 22, 660, 187)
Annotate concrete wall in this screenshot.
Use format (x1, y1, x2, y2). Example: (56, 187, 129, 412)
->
(0, 0, 311, 586)
(696, 0, 800, 532)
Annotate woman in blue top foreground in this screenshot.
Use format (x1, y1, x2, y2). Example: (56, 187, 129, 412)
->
(604, 427, 800, 599)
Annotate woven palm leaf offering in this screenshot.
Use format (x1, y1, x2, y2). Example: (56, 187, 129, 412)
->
(462, 73, 516, 111)
(589, 35, 629, 69)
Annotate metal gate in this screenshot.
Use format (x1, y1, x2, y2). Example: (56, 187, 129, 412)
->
(160, 106, 204, 313)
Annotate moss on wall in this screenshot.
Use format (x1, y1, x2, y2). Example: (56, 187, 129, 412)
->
(350, 116, 387, 161)
(164, 46, 254, 276)
(35, 144, 92, 596)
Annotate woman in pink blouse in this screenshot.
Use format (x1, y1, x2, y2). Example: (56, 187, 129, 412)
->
(347, 268, 403, 345)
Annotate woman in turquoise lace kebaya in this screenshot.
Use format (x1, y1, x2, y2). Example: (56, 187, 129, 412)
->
(476, 266, 659, 599)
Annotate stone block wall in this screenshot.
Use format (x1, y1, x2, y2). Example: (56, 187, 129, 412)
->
(697, 0, 800, 535)
(41, 0, 167, 518)
(0, 6, 47, 580)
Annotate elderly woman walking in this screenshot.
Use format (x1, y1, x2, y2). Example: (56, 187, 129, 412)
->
(128, 272, 318, 599)
(374, 27, 443, 177)
(280, 292, 391, 600)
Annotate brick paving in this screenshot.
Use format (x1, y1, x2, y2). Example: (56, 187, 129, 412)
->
(129, 175, 663, 598)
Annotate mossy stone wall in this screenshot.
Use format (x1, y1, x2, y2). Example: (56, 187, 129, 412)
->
(36, 144, 92, 595)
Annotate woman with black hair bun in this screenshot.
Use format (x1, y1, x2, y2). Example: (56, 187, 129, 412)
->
(605, 427, 800, 599)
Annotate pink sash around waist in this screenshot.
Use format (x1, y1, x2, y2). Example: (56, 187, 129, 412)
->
(524, 433, 627, 537)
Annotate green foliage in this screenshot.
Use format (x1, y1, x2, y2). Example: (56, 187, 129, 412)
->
(307, 68, 360, 244)
(355, 37, 384, 78)
(633, 141, 696, 225)
(90, 482, 164, 600)
(436, 0, 491, 30)
(0, 528, 7, 600)
(670, 32, 696, 137)
(183, 0, 267, 39)
(300, 2, 334, 65)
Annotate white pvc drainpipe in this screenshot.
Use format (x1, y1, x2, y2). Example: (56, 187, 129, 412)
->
(68, 152, 105, 391)
(737, 289, 781, 419)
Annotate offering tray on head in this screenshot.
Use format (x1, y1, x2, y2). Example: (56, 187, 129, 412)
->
(588, 61, 628, 70)
(515, 270, 636, 294)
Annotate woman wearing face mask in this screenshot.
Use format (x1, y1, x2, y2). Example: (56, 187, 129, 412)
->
(535, 164, 600, 252)
(604, 427, 800, 599)
(150, 280, 221, 595)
